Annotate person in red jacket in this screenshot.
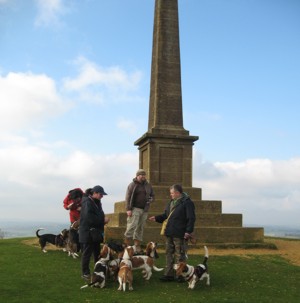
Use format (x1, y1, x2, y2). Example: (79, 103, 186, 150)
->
(63, 188, 84, 252)
(63, 188, 84, 223)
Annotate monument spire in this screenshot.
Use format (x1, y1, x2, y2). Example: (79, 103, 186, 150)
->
(148, 0, 186, 135)
(135, 0, 198, 187)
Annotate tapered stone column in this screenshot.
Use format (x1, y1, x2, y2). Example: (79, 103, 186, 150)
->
(135, 0, 198, 187)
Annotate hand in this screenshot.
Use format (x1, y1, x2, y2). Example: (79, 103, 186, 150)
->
(184, 233, 191, 240)
(67, 202, 74, 210)
(148, 216, 156, 222)
(127, 210, 132, 217)
(104, 217, 110, 224)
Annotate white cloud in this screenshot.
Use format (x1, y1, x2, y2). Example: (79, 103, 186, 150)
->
(63, 56, 143, 104)
(34, 0, 68, 28)
(0, 138, 138, 223)
(193, 150, 300, 227)
(0, 72, 69, 132)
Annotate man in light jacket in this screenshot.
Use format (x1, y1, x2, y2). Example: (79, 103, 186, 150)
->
(124, 169, 155, 253)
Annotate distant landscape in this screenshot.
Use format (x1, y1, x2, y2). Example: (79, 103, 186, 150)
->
(1, 219, 300, 240)
(0, 220, 68, 239)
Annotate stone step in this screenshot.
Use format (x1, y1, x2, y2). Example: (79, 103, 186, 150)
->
(113, 199, 222, 214)
(104, 226, 264, 244)
(150, 185, 202, 201)
(106, 213, 243, 227)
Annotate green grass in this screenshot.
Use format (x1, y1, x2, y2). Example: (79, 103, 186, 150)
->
(1, 238, 299, 303)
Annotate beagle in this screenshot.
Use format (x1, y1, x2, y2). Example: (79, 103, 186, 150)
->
(174, 246, 210, 289)
(131, 241, 164, 280)
(117, 247, 134, 291)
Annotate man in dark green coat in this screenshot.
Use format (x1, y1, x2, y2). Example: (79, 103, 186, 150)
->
(149, 184, 195, 281)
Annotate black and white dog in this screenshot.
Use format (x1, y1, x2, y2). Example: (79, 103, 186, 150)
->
(36, 228, 68, 253)
(174, 246, 210, 289)
(80, 259, 108, 289)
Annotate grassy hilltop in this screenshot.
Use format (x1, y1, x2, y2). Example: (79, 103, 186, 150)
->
(0, 237, 299, 303)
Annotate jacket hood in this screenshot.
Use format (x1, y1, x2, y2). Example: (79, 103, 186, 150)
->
(132, 177, 148, 185)
(181, 192, 190, 201)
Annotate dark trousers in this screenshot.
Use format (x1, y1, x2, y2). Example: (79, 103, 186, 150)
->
(70, 229, 80, 252)
(81, 241, 101, 275)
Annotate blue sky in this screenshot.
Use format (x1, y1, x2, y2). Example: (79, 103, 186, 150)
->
(0, 0, 299, 228)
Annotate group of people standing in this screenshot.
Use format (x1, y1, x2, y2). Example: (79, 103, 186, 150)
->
(63, 169, 196, 282)
(63, 185, 109, 280)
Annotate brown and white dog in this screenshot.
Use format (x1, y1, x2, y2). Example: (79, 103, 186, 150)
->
(36, 228, 68, 253)
(174, 246, 210, 290)
(108, 258, 121, 281)
(99, 243, 113, 261)
(118, 246, 134, 291)
(131, 241, 164, 280)
(98, 243, 123, 281)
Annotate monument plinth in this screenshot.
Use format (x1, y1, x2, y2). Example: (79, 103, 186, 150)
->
(105, 0, 264, 245)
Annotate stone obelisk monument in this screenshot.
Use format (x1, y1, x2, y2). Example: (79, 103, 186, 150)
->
(134, 0, 198, 187)
(105, 0, 264, 245)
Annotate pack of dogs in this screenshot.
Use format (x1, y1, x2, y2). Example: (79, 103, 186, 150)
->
(80, 243, 210, 291)
(36, 220, 80, 258)
(36, 228, 210, 291)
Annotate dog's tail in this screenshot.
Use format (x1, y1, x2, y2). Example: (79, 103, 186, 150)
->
(118, 269, 129, 291)
(118, 273, 126, 291)
(36, 228, 45, 238)
(80, 284, 89, 289)
(153, 265, 164, 272)
(80, 280, 98, 289)
(203, 245, 209, 266)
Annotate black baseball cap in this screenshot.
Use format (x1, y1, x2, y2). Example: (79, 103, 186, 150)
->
(92, 185, 107, 195)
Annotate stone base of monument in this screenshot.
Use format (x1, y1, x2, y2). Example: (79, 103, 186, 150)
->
(104, 186, 264, 246)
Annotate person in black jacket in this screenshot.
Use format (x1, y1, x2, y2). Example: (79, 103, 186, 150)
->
(79, 185, 109, 281)
(149, 184, 195, 282)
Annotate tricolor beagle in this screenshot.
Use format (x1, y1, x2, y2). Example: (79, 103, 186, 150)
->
(174, 246, 210, 289)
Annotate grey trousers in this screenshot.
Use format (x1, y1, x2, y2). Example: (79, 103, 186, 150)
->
(124, 207, 148, 241)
